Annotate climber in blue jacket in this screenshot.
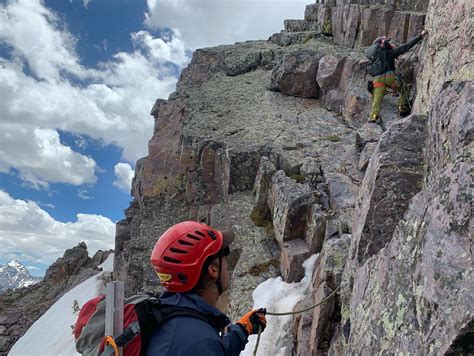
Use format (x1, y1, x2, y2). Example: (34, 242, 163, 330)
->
(147, 221, 267, 355)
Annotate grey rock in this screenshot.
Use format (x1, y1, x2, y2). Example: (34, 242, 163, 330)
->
(284, 19, 319, 32)
(280, 239, 311, 282)
(317, 54, 346, 94)
(355, 123, 383, 151)
(269, 171, 315, 246)
(150, 98, 166, 119)
(270, 48, 323, 98)
(305, 204, 327, 254)
(312, 234, 351, 290)
(358, 142, 377, 171)
(310, 282, 336, 355)
(252, 156, 277, 220)
(0, 312, 21, 326)
(270, 31, 320, 47)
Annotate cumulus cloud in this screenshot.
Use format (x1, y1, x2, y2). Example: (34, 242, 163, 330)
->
(145, 0, 309, 49)
(0, 127, 97, 188)
(0, 0, 190, 187)
(113, 162, 134, 193)
(0, 190, 115, 267)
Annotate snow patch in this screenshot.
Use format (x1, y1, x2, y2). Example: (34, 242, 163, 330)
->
(9, 254, 114, 356)
(242, 254, 319, 356)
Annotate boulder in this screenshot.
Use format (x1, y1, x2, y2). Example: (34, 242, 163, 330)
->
(280, 239, 311, 282)
(316, 55, 346, 94)
(270, 48, 323, 98)
(269, 171, 315, 246)
(304, 4, 320, 21)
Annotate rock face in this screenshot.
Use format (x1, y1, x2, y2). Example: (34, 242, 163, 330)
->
(115, 0, 471, 350)
(0, 243, 111, 355)
(347, 81, 472, 355)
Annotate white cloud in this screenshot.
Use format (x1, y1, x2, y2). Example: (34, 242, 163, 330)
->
(0, 190, 115, 267)
(0, 127, 97, 188)
(0, 0, 190, 187)
(113, 162, 134, 193)
(78, 189, 93, 200)
(145, 0, 310, 49)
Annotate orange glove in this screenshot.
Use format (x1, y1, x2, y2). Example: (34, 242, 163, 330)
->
(237, 308, 267, 335)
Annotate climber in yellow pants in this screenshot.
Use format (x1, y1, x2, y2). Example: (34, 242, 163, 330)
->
(369, 71, 410, 123)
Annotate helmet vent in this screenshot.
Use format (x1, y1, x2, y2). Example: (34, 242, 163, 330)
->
(170, 247, 188, 254)
(177, 273, 188, 284)
(195, 231, 206, 237)
(163, 256, 182, 264)
(178, 239, 193, 246)
(207, 230, 217, 240)
(186, 234, 201, 241)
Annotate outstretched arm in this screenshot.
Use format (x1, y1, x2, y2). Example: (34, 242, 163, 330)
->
(392, 32, 425, 57)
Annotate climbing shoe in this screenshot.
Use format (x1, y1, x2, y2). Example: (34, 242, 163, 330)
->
(369, 114, 379, 123)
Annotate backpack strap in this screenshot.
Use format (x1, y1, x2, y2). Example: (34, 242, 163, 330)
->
(113, 302, 220, 349)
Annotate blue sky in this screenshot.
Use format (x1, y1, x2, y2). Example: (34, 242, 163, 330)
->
(0, 0, 308, 277)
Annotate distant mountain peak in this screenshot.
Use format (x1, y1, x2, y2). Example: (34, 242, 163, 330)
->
(0, 260, 42, 293)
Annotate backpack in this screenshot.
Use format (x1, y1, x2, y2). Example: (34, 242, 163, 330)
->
(365, 42, 389, 77)
(74, 294, 213, 356)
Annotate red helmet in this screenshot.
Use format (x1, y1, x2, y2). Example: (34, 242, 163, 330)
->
(150, 221, 234, 293)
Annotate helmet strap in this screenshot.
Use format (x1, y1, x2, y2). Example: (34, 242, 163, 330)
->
(216, 255, 223, 295)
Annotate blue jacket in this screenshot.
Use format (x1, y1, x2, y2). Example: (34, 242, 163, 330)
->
(146, 292, 248, 356)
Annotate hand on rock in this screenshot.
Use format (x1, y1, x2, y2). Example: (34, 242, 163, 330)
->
(421, 30, 428, 37)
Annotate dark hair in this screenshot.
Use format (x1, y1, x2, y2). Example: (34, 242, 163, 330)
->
(191, 255, 219, 294)
(190, 247, 230, 295)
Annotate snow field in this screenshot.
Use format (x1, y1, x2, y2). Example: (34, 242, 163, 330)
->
(9, 255, 114, 356)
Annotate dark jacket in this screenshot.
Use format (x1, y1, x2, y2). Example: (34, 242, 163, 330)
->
(384, 34, 423, 71)
(146, 293, 248, 356)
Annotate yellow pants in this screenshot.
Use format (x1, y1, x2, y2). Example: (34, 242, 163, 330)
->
(370, 72, 409, 120)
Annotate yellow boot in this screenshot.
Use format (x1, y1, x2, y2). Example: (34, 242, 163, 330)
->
(369, 113, 379, 123)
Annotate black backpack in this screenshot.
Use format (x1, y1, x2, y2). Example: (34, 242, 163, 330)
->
(365, 42, 389, 77)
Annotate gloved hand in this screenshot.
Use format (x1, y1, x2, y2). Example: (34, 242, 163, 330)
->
(237, 308, 267, 335)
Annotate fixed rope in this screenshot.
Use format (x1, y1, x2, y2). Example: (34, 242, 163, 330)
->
(253, 286, 341, 356)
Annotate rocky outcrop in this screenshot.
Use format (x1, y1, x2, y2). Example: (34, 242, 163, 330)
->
(0, 243, 111, 355)
(339, 81, 472, 354)
(413, 0, 473, 113)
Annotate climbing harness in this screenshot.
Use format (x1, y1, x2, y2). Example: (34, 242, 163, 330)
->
(252, 286, 341, 356)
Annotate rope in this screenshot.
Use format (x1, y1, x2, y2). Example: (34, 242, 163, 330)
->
(252, 286, 341, 356)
